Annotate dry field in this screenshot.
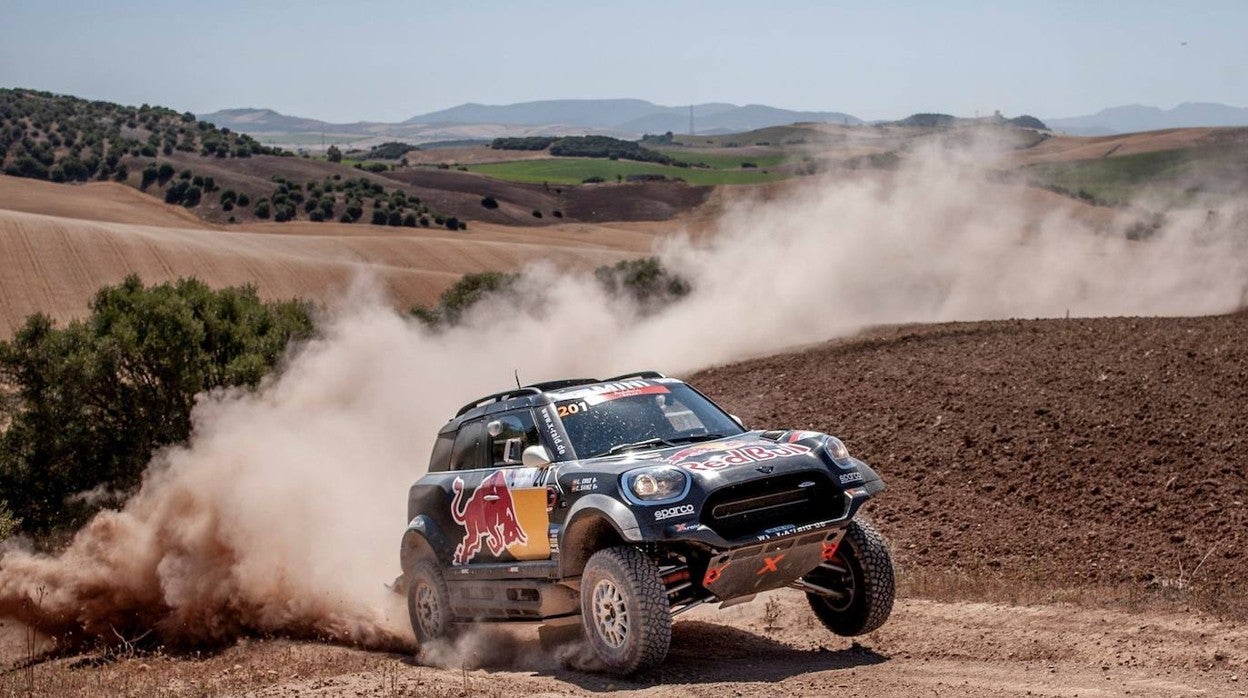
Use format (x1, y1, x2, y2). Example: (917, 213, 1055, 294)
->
(0, 175, 670, 334)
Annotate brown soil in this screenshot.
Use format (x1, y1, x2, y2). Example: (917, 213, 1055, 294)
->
(692, 314, 1248, 616)
(3, 314, 1247, 696)
(3, 594, 1244, 696)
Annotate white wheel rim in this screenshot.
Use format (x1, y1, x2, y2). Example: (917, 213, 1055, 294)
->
(591, 579, 629, 648)
(417, 582, 440, 634)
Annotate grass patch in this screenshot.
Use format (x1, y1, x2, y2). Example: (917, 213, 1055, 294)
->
(654, 148, 788, 170)
(1024, 142, 1248, 207)
(465, 158, 786, 186)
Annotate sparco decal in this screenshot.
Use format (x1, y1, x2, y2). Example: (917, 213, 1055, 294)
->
(654, 504, 695, 520)
(450, 471, 528, 565)
(666, 441, 813, 471)
(838, 471, 865, 484)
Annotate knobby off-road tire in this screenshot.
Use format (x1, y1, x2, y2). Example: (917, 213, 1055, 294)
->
(580, 546, 672, 675)
(806, 518, 895, 636)
(406, 557, 455, 645)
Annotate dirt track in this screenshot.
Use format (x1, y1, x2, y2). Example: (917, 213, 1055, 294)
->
(3, 313, 1247, 696)
(4, 593, 1245, 696)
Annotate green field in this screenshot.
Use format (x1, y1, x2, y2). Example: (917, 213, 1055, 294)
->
(1024, 142, 1248, 207)
(654, 148, 788, 169)
(465, 158, 786, 186)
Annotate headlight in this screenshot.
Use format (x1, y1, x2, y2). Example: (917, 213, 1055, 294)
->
(825, 436, 851, 465)
(623, 466, 689, 502)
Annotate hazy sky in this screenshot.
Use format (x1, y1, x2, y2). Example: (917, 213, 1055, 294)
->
(1, 0, 1245, 122)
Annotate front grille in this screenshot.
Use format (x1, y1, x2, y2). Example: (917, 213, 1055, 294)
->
(701, 472, 843, 541)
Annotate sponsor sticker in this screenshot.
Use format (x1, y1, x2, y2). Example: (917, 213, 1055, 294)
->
(449, 472, 528, 565)
(654, 504, 696, 521)
(540, 407, 567, 456)
(666, 441, 813, 471)
(838, 471, 865, 485)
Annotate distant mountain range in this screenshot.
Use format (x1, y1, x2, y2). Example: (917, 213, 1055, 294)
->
(1043, 102, 1248, 136)
(198, 99, 862, 145)
(198, 99, 1248, 146)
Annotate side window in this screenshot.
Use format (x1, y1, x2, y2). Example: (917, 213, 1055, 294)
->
(450, 420, 486, 471)
(488, 410, 540, 466)
(656, 393, 705, 432)
(428, 432, 455, 472)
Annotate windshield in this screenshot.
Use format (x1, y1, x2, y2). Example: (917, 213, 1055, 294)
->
(554, 383, 744, 459)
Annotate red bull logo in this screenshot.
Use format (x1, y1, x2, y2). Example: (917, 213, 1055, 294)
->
(666, 440, 812, 471)
(450, 471, 528, 565)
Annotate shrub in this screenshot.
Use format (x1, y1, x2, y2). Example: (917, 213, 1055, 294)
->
(480, 196, 499, 209)
(0, 276, 312, 533)
(141, 163, 160, 189)
(582, 176, 605, 184)
(594, 257, 690, 308)
(444, 216, 460, 230)
(179, 169, 192, 180)
(326, 144, 342, 162)
(410, 271, 518, 327)
(402, 212, 417, 227)
(371, 209, 387, 225)
(236, 193, 250, 207)
(0, 501, 18, 540)
(552, 209, 563, 218)
(489, 136, 557, 151)
(254, 199, 270, 218)
(531, 210, 542, 218)
(387, 210, 403, 226)
(157, 162, 175, 183)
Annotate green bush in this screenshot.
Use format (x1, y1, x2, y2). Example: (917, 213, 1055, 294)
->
(410, 271, 518, 327)
(326, 144, 342, 163)
(594, 257, 690, 308)
(0, 500, 18, 540)
(0, 276, 313, 533)
(254, 198, 270, 218)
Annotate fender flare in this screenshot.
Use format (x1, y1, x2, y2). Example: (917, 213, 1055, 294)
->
(558, 494, 644, 578)
(400, 515, 454, 574)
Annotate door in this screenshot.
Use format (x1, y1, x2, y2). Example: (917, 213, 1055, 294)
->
(443, 410, 552, 566)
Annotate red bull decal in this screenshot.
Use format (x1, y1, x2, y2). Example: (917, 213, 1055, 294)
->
(666, 441, 813, 471)
(450, 471, 529, 565)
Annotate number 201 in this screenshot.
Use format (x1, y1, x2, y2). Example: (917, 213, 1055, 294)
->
(557, 401, 588, 417)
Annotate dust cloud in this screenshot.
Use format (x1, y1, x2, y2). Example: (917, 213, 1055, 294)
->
(1, 139, 1245, 655)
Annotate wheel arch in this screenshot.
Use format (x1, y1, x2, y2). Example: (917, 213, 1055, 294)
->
(401, 515, 453, 576)
(559, 496, 642, 578)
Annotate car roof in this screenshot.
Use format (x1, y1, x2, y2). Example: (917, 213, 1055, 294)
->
(440, 371, 677, 434)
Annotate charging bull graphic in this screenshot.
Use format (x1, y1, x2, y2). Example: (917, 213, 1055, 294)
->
(450, 471, 529, 565)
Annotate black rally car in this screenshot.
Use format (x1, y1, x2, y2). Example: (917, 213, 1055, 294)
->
(400, 371, 894, 674)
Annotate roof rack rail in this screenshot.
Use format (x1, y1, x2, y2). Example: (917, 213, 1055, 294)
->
(454, 386, 543, 417)
(526, 378, 600, 392)
(602, 370, 667, 382)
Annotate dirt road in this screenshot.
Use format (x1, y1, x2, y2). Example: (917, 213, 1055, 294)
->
(3, 591, 1244, 697)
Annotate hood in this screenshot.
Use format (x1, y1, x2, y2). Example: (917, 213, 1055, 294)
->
(619, 430, 834, 479)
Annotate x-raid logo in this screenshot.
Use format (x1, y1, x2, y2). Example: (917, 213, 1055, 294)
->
(654, 504, 695, 521)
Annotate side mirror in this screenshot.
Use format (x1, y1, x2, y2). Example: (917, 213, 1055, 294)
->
(731, 414, 745, 428)
(522, 444, 553, 469)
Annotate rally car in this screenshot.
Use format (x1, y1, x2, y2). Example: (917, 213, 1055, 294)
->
(399, 371, 894, 675)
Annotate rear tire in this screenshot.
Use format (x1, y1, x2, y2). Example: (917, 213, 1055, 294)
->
(406, 557, 454, 645)
(805, 519, 895, 636)
(580, 546, 671, 675)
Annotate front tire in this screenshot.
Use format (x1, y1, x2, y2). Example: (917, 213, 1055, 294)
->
(580, 546, 671, 675)
(406, 557, 454, 645)
(805, 519, 895, 636)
